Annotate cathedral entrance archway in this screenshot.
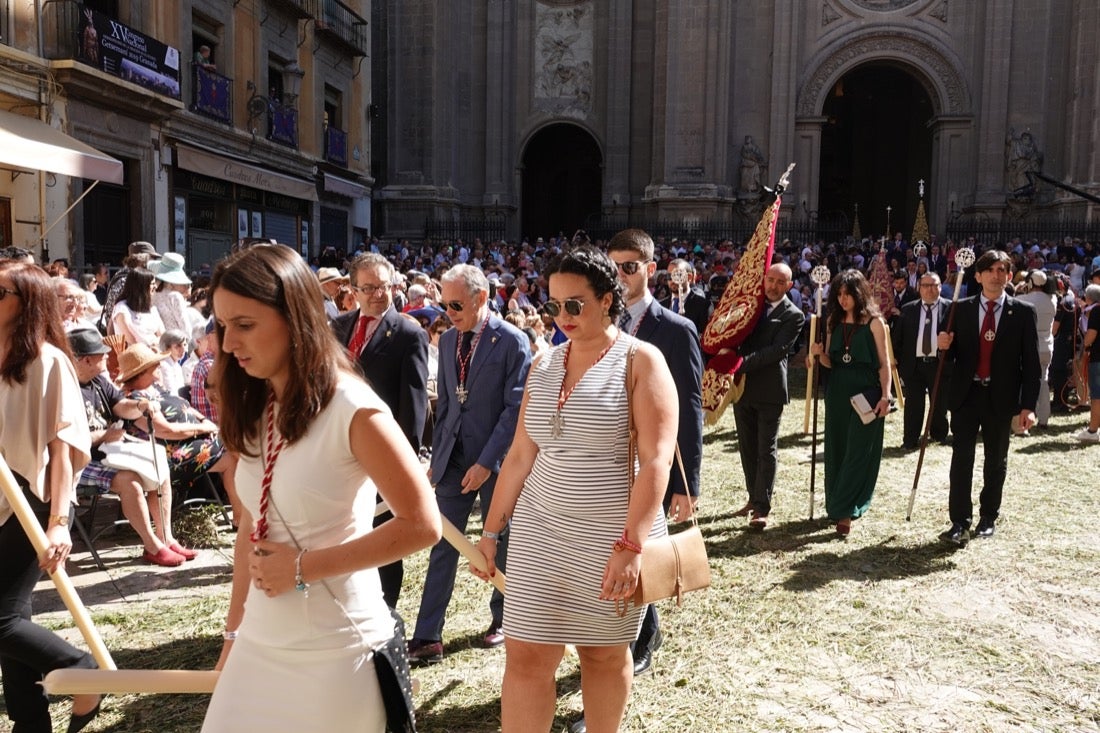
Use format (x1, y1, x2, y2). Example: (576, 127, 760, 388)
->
(521, 123, 602, 241)
(818, 64, 933, 239)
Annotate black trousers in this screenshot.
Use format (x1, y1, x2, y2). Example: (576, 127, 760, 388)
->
(947, 384, 1012, 526)
(0, 485, 96, 733)
(901, 359, 950, 445)
(732, 400, 784, 515)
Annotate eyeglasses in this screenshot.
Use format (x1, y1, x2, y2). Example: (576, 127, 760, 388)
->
(443, 300, 466, 312)
(351, 284, 388, 295)
(541, 299, 586, 317)
(0, 287, 19, 301)
(614, 260, 648, 275)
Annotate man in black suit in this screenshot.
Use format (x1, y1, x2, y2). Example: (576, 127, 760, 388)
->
(608, 229, 703, 671)
(661, 258, 712, 338)
(937, 250, 1040, 546)
(892, 272, 952, 449)
(731, 262, 804, 529)
(332, 252, 429, 605)
(890, 270, 918, 317)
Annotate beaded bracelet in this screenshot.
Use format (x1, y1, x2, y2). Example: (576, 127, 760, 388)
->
(483, 529, 502, 541)
(294, 549, 309, 594)
(612, 531, 642, 554)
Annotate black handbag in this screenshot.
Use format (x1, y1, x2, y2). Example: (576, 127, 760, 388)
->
(375, 609, 417, 733)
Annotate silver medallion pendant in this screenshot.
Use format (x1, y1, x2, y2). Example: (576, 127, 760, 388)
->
(842, 351, 853, 364)
(549, 411, 565, 438)
(455, 385, 469, 404)
(983, 329, 996, 342)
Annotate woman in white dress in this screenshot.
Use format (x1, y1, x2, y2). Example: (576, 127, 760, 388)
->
(201, 244, 441, 733)
(109, 267, 164, 349)
(473, 246, 677, 733)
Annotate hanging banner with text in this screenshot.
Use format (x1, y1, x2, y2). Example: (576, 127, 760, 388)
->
(75, 3, 181, 100)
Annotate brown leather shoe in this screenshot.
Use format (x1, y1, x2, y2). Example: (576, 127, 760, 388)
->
(748, 511, 768, 530)
(733, 501, 753, 518)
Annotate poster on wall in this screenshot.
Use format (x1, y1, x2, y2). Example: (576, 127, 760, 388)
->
(75, 3, 181, 100)
(237, 210, 249, 240)
(251, 212, 263, 238)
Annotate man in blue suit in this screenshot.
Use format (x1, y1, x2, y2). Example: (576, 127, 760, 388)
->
(408, 264, 531, 664)
(608, 229, 703, 669)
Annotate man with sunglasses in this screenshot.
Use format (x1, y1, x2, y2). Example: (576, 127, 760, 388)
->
(606, 229, 703, 674)
(332, 252, 429, 607)
(408, 264, 531, 664)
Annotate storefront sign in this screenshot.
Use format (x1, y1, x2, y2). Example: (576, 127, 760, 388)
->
(176, 145, 318, 202)
(76, 4, 180, 100)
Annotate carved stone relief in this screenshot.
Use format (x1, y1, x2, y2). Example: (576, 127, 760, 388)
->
(797, 32, 969, 117)
(823, 3, 841, 26)
(930, 1, 948, 22)
(846, 0, 920, 10)
(534, 1, 593, 117)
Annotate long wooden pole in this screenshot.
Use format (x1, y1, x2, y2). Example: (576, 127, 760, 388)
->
(906, 249, 974, 520)
(0, 455, 115, 670)
(803, 315, 817, 433)
(42, 669, 218, 695)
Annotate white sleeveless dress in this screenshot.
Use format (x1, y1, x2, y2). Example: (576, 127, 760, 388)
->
(503, 336, 667, 645)
(201, 375, 391, 732)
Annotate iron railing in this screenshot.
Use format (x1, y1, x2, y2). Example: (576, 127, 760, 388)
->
(310, 0, 368, 56)
(944, 217, 1100, 246)
(425, 215, 508, 244)
(324, 124, 348, 166)
(267, 101, 298, 148)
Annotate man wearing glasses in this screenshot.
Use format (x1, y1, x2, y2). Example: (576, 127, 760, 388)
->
(605, 229, 703, 675)
(891, 272, 952, 450)
(408, 264, 531, 664)
(332, 252, 429, 607)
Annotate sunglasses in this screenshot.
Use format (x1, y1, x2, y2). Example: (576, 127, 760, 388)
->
(615, 260, 648, 275)
(443, 300, 466, 312)
(0, 287, 19, 301)
(542, 299, 586, 317)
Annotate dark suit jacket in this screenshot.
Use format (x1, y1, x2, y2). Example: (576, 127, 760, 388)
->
(892, 297, 951, 380)
(634, 299, 704, 497)
(332, 307, 429, 450)
(943, 295, 1041, 418)
(430, 316, 531, 480)
(735, 297, 804, 405)
(660, 287, 711, 339)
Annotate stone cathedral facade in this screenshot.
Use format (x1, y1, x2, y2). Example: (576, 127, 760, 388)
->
(371, 0, 1100, 242)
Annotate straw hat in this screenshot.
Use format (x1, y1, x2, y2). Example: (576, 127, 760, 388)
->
(316, 267, 348, 284)
(116, 343, 171, 383)
(153, 252, 191, 285)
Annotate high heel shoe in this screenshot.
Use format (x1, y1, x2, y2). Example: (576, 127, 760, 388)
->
(67, 699, 101, 733)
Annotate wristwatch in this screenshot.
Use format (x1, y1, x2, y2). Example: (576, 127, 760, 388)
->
(48, 514, 69, 527)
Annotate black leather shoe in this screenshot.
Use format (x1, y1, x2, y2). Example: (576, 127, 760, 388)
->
(938, 523, 970, 547)
(632, 628, 662, 676)
(973, 517, 995, 539)
(67, 699, 101, 733)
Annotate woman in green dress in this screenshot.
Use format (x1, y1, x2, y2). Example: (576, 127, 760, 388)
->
(808, 269, 893, 536)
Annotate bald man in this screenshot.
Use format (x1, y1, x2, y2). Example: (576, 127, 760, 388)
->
(731, 262, 804, 529)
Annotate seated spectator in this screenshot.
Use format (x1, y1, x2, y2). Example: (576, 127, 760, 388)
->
(156, 329, 189, 396)
(152, 252, 193, 334)
(116, 343, 238, 512)
(110, 266, 165, 348)
(80, 273, 103, 319)
(190, 319, 218, 423)
(68, 328, 196, 567)
(55, 278, 96, 331)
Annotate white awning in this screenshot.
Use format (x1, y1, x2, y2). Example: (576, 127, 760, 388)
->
(322, 172, 368, 199)
(0, 108, 124, 185)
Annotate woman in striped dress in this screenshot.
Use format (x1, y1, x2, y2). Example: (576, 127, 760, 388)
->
(474, 246, 678, 733)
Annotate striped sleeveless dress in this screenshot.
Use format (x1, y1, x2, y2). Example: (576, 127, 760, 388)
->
(502, 335, 668, 645)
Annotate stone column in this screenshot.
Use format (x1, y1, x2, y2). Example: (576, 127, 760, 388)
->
(928, 115, 974, 233)
(602, 0, 633, 214)
(971, 0, 1015, 214)
(793, 116, 827, 221)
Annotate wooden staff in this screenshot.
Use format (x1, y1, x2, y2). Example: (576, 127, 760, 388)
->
(906, 247, 975, 520)
(376, 499, 507, 594)
(886, 329, 904, 409)
(802, 314, 817, 433)
(42, 669, 218, 695)
(0, 454, 116, 670)
(806, 265, 831, 520)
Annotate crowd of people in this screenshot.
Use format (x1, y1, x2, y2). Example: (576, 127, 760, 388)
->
(0, 223, 1098, 731)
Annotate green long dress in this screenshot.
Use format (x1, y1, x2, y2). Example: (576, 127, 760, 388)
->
(823, 320, 884, 521)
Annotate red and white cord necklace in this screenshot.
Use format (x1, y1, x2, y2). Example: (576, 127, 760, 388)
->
(549, 331, 620, 438)
(251, 393, 287, 543)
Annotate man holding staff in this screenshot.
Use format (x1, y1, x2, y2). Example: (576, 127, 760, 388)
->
(892, 272, 952, 450)
(937, 250, 1040, 545)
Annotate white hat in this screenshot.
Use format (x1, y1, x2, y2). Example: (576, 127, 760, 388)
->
(153, 252, 191, 285)
(316, 267, 348, 284)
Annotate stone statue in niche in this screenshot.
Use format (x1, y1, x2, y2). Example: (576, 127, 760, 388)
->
(534, 1, 593, 113)
(1005, 128, 1043, 198)
(738, 136, 768, 199)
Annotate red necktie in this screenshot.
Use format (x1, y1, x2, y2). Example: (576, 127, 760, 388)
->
(348, 315, 375, 357)
(976, 301, 996, 380)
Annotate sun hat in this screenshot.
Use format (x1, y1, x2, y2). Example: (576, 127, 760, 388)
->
(68, 327, 112, 356)
(153, 252, 192, 285)
(116, 343, 171, 383)
(128, 241, 161, 259)
(317, 267, 348, 284)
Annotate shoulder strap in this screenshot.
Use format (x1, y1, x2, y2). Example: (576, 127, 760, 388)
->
(626, 341, 638, 493)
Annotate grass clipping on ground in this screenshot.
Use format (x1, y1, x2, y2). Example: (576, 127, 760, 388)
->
(14, 367, 1100, 732)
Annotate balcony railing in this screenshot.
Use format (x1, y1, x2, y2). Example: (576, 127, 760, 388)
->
(269, 0, 314, 19)
(324, 124, 348, 166)
(267, 101, 298, 148)
(190, 65, 233, 124)
(310, 0, 367, 56)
